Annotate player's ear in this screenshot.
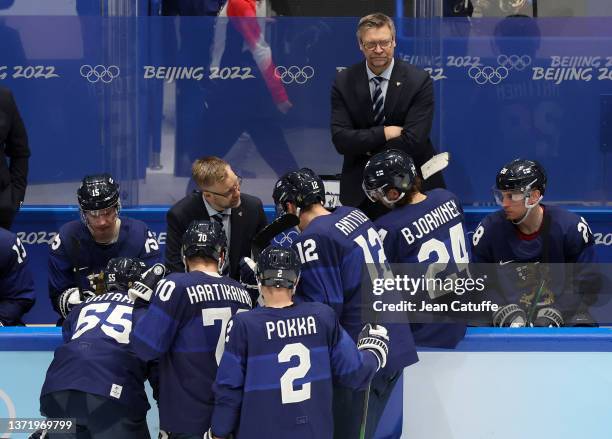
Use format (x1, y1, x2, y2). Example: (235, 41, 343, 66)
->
(287, 202, 298, 215)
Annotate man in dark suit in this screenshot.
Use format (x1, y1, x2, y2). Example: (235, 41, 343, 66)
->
(165, 156, 267, 279)
(331, 12, 445, 219)
(0, 87, 30, 230)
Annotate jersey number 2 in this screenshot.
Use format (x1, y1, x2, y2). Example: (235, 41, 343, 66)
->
(278, 342, 311, 404)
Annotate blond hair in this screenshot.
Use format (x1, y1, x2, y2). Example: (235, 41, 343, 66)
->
(356, 12, 396, 43)
(192, 156, 229, 189)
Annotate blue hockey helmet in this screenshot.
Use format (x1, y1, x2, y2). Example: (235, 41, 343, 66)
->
(495, 158, 546, 195)
(181, 220, 227, 263)
(273, 168, 325, 215)
(77, 174, 120, 212)
(256, 245, 301, 289)
(104, 257, 147, 291)
(362, 149, 417, 202)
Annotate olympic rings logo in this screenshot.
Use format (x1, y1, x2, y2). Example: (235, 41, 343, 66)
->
(497, 54, 532, 71)
(274, 65, 314, 84)
(274, 230, 299, 246)
(80, 64, 120, 83)
(468, 65, 509, 85)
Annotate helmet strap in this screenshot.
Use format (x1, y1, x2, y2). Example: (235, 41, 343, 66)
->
(382, 191, 405, 206)
(512, 193, 543, 225)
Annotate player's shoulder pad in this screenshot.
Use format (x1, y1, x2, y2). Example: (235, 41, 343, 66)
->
(0, 228, 18, 262)
(545, 205, 594, 246)
(472, 210, 506, 247)
(479, 210, 507, 230)
(545, 205, 583, 229)
(120, 216, 149, 234)
(50, 220, 86, 253)
(58, 219, 85, 238)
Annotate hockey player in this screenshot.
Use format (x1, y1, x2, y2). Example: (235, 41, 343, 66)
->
(472, 158, 599, 326)
(362, 149, 467, 347)
(208, 245, 389, 439)
(272, 169, 418, 439)
(0, 227, 35, 325)
(131, 220, 252, 438)
(39, 257, 155, 439)
(48, 174, 161, 320)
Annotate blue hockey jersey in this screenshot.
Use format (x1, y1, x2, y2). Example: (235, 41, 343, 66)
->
(131, 271, 252, 435)
(41, 291, 153, 418)
(374, 189, 468, 348)
(471, 206, 599, 313)
(211, 302, 379, 439)
(0, 227, 35, 325)
(472, 205, 596, 264)
(292, 206, 418, 374)
(48, 217, 161, 316)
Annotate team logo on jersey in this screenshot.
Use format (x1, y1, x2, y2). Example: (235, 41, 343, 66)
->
(274, 66, 314, 85)
(80, 64, 120, 84)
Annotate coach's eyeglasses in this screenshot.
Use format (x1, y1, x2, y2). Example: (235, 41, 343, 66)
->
(205, 176, 243, 198)
(362, 39, 394, 51)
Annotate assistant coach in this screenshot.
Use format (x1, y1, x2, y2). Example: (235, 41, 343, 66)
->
(331, 12, 445, 218)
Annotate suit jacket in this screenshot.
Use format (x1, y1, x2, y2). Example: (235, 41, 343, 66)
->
(331, 59, 444, 207)
(165, 191, 268, 279)
(0, 87, 30, 229)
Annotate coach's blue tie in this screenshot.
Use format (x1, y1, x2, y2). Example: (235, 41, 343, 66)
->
(371, 76, 386, 126)
(212, 213, 230, 275)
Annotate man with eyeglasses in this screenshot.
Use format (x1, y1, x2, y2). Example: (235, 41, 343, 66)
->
(48, 174, 161, 321)
(472, 158, 600, 327)
(165, 156, 267, 278)
(331, 12, 445, 220)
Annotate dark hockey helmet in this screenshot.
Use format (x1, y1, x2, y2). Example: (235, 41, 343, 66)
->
(181, 220, 227, 262)
(495, 158, 547, 195)
(256, 245, 301, 289)
(104, 257, 147, 291)
(290, 168, 325, 209)
(362, 149, 417, 202)
(272, 172, 300, 216)
(273, 168, 324, 213)
(77, 174, 120, 212)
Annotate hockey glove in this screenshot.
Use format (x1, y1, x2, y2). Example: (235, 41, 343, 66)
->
(59, 287, 95, 318)
(128, 263, 167, 303)
(239, 257, 258, 288)
(492, 304, 527, 327)
(87, 271, 106, 294)
(357, 323, 390, 371)
(531, 307, 564, 327)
